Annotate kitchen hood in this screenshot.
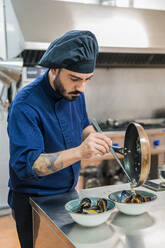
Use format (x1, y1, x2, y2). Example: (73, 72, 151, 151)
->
(9, 0, 165, 67)
(0, 58, 23, 86)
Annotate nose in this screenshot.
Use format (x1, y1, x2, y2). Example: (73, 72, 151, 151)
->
(75, 82, 86, 93)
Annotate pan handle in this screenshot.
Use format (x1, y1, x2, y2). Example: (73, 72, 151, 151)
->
(112, 146, 124, 155)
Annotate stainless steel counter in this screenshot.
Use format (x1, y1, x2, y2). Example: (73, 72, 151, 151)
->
(30, 180, 165, 248)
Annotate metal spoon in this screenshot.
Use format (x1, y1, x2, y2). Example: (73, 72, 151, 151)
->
(91, 119, 132, 183)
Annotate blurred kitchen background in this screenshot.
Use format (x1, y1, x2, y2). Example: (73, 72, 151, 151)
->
(1, 0, 165, 213)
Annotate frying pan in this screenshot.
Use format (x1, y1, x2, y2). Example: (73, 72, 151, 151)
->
(92, 120, 151, 187)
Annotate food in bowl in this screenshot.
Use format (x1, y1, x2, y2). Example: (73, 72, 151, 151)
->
(76, 197, 108, 214)
(120, 190, 152, 203)
(65, 197, 115, 227)
(109, 190, 157, 215)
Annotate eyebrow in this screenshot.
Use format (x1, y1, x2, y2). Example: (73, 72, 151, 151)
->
(69, 74, 94, 80)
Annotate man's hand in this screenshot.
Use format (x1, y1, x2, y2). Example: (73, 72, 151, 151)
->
(78, 132, 112, 159)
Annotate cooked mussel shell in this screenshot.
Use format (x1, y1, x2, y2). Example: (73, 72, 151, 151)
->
(83, 207, 100, 214)
(76, 198, 109, 214)
(120, 191, 152, 203)
(80, 198, 91, 208)
(135, 193, 146, 202)
(97, 198, 108, 212)
(143, 196, 152, 202)
(120, 190, 131, 203)
(77, 198, 91, 213)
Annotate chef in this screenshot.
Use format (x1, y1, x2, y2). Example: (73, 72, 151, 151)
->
(7, 30, 112, 248)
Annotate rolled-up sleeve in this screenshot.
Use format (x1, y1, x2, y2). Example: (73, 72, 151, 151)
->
(8, 102, 44, 182)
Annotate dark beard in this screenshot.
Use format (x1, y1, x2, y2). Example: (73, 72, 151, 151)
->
(53, 74, 80, 101)
(53, 76, 66, 96)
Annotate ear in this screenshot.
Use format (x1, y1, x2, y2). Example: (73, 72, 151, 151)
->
(50, 68, 58, 76)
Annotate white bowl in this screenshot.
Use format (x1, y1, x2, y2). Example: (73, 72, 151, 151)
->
(65, 197, 115, 227)
(109, 190, 157, 216)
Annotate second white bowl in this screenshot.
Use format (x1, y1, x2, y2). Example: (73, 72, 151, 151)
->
(108, 190, 157, 215)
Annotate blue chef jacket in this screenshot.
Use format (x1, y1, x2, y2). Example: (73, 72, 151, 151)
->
(7, 70, 90, 207)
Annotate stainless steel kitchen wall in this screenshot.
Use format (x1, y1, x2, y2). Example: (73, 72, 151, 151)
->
(85, 68, 165, 121)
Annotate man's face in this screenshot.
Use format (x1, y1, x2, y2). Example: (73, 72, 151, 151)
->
(52, 68, 94, 101)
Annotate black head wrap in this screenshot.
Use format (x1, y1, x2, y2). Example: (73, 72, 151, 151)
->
(38, 30, 98, 73)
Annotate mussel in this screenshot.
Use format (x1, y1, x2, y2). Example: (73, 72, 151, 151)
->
(120, 190, 152, 203)
(76, 198, 108, 214)
(120, 190, 130, 203)
(124, 194, 142, 204)
(97, 198, 108, 212)
(77, 198, 91, 213)
(143, 196, 152, 202)
(83, 208, 99, 214)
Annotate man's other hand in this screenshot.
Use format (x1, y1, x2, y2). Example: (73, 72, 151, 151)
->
(78, 133, 112, 159)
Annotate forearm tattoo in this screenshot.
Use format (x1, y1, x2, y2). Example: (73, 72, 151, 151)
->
(32, 152, 64, 176)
